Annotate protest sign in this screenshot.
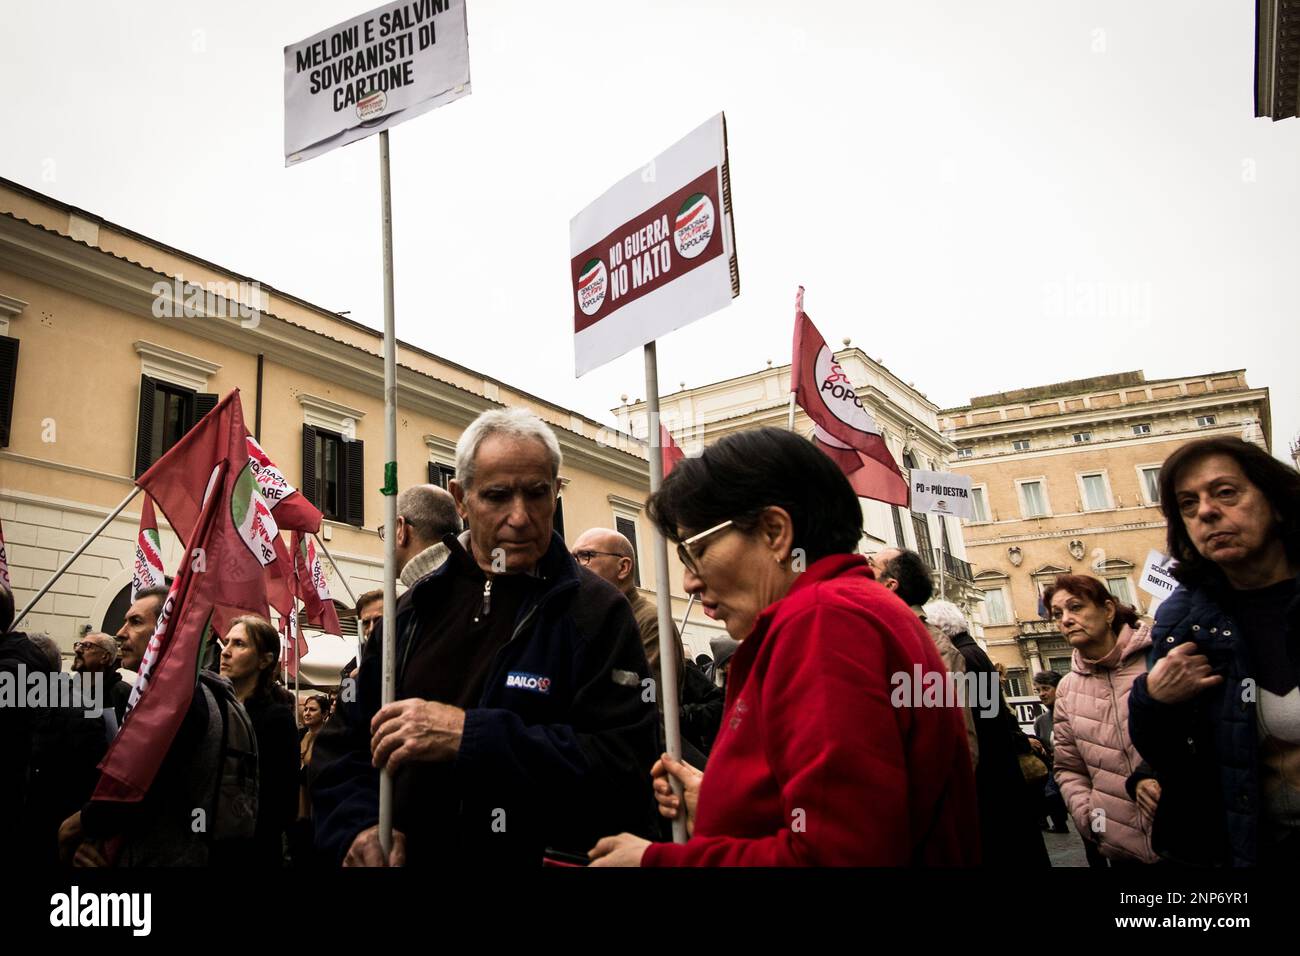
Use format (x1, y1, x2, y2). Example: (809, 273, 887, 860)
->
(569, 113, 738, 376)
(284, 0, 470, 165)
(909, 469, 974, 518)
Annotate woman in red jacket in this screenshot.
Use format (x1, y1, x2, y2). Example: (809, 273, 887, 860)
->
(588, 428, 979, 866)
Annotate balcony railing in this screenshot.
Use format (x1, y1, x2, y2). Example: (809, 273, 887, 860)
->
(931, 549, 973, 583)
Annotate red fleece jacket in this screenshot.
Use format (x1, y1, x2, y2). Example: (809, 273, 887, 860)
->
(643, 554, 979, 866)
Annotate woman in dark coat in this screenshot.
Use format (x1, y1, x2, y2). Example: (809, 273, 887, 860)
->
(220, 615, 300, 867)
(1128, 437, 1300, 866)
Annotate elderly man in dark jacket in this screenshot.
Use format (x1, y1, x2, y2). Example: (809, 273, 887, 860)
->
(311, 408, 659, 867)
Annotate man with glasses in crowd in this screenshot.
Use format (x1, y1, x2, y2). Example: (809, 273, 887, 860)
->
(571, 528, 683, 695)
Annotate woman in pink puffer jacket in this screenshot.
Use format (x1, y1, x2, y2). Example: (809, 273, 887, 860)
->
(1045, 575, 1160, 865)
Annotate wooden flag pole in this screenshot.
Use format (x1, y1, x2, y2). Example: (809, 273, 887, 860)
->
(12, 486, 142, 630)
(377, 129, 400, 860)
(644, 341, 687, 844)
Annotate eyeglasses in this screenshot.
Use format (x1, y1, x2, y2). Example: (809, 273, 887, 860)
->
(73, 641, 109, 653)
(376, 517, 404, 541)
(573, 550, 627, 565)
(677, 519, 735, 576)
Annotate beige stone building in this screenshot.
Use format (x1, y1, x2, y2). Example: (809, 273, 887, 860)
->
(939, 370, 1272, 695)
(618, 347, 983, 638)
(0, 177, 693, 666)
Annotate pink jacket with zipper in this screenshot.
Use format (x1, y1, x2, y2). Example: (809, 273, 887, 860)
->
(1052, 622, 1159, 864)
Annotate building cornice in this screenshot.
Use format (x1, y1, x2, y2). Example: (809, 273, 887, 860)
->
(947, 391, 1269, 442)
(0, 211, 651, 486)
(964, 519, 1168, 547)
(134, 339, 222, 391)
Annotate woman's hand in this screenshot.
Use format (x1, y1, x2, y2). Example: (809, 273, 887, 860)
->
(651, 752, 703, 838)
(588, 833, 651, 867)
(1135, 778, 1161, 822)
(1146, 642, 1223, 704)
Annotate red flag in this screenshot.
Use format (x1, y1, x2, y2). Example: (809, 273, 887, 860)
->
(280, 599, 302, 679)
(660, 423, 685, 477)
(292, 529, 340, 637)
(137, 404, 297, 625)
(791, 287, 909, 506)
(130, 497, 167, 602)
(0, 517, 10, 591)
(95, 391, 280, 806)
(246, 435, 323, 534)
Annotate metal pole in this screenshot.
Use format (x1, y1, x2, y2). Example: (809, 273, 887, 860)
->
(645, 341, 687, 844)
(939, 515, 946, 599)
(678, 592, 696, 639)
(786, 391, 796, 431)
(13, 485, 142, 629)
(377, 129, 400, 860)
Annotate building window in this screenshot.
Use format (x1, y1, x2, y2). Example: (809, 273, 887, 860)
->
(1005, 672, 1028, 698)
(1132, 423, 1151, 435)
(1012, 439, 1030, 452)
(911, 513, 934, 569)
(1048, 657, 1072, 676)
(1106, 576, 1136, 607)
(427, 462, 455, 489)
(891, 505, 908, 548)
(970, 486, 989, 522)
(958, 447, 973, 459)
(1196, 415, 1216, 427)
(301, 424, 365, 527)
(1079, 472, 1111, 511)
(981, 587, 1011, 625)
(614, 514, 641, 587)
(0, 335, 18, 448)
(1018, 480, 1049, 518)
(134, 375, 217, 477)
(1139, 465, 1161, 505)
(1072, 431, 1092, 443)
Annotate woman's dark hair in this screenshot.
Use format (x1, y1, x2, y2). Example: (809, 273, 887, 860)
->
(1041, 575, 1140, 635)
(0, 585, 13, 633)
(646, 427, 864, 564)
(231, 614, 281, 700)
(1158, 436, 1300, 587)
(304, 694, 331, 722)
(1033, 670, 1062, 688)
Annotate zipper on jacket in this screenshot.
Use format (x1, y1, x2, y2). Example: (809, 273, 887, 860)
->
(1105, 669, 1150, 842)
(478, 579, 493, 620)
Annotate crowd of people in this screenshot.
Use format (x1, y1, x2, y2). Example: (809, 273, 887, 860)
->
(0, 407, 1295, 867)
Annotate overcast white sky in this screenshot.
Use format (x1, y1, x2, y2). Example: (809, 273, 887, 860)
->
(3, 0, 1297, 455)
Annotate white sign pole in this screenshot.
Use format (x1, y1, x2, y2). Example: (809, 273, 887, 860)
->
(939, 515, 947, 599)
(377, 129, 400, 860)
(645, 342, 687, 844)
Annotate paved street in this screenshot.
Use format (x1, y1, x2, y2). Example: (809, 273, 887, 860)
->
(1045, 819, 1091, 867)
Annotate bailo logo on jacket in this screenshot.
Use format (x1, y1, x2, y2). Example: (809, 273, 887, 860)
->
(505, 671, 551, 694)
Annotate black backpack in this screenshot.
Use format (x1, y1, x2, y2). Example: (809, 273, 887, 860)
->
(196, 671, 259, 843)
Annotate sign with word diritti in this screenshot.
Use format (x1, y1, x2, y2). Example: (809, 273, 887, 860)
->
(909, 469, 974, 518)
(1138, 549, 1179, 600)
(569, 113, 739, 376)
(284, 0, 470, 165)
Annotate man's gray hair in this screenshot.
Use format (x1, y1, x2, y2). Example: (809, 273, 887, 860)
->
(397, 485, 462, 542)
(923, 600, 970, 639)
(455, 407, 562, 489)
(88, 632, 120, 656)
